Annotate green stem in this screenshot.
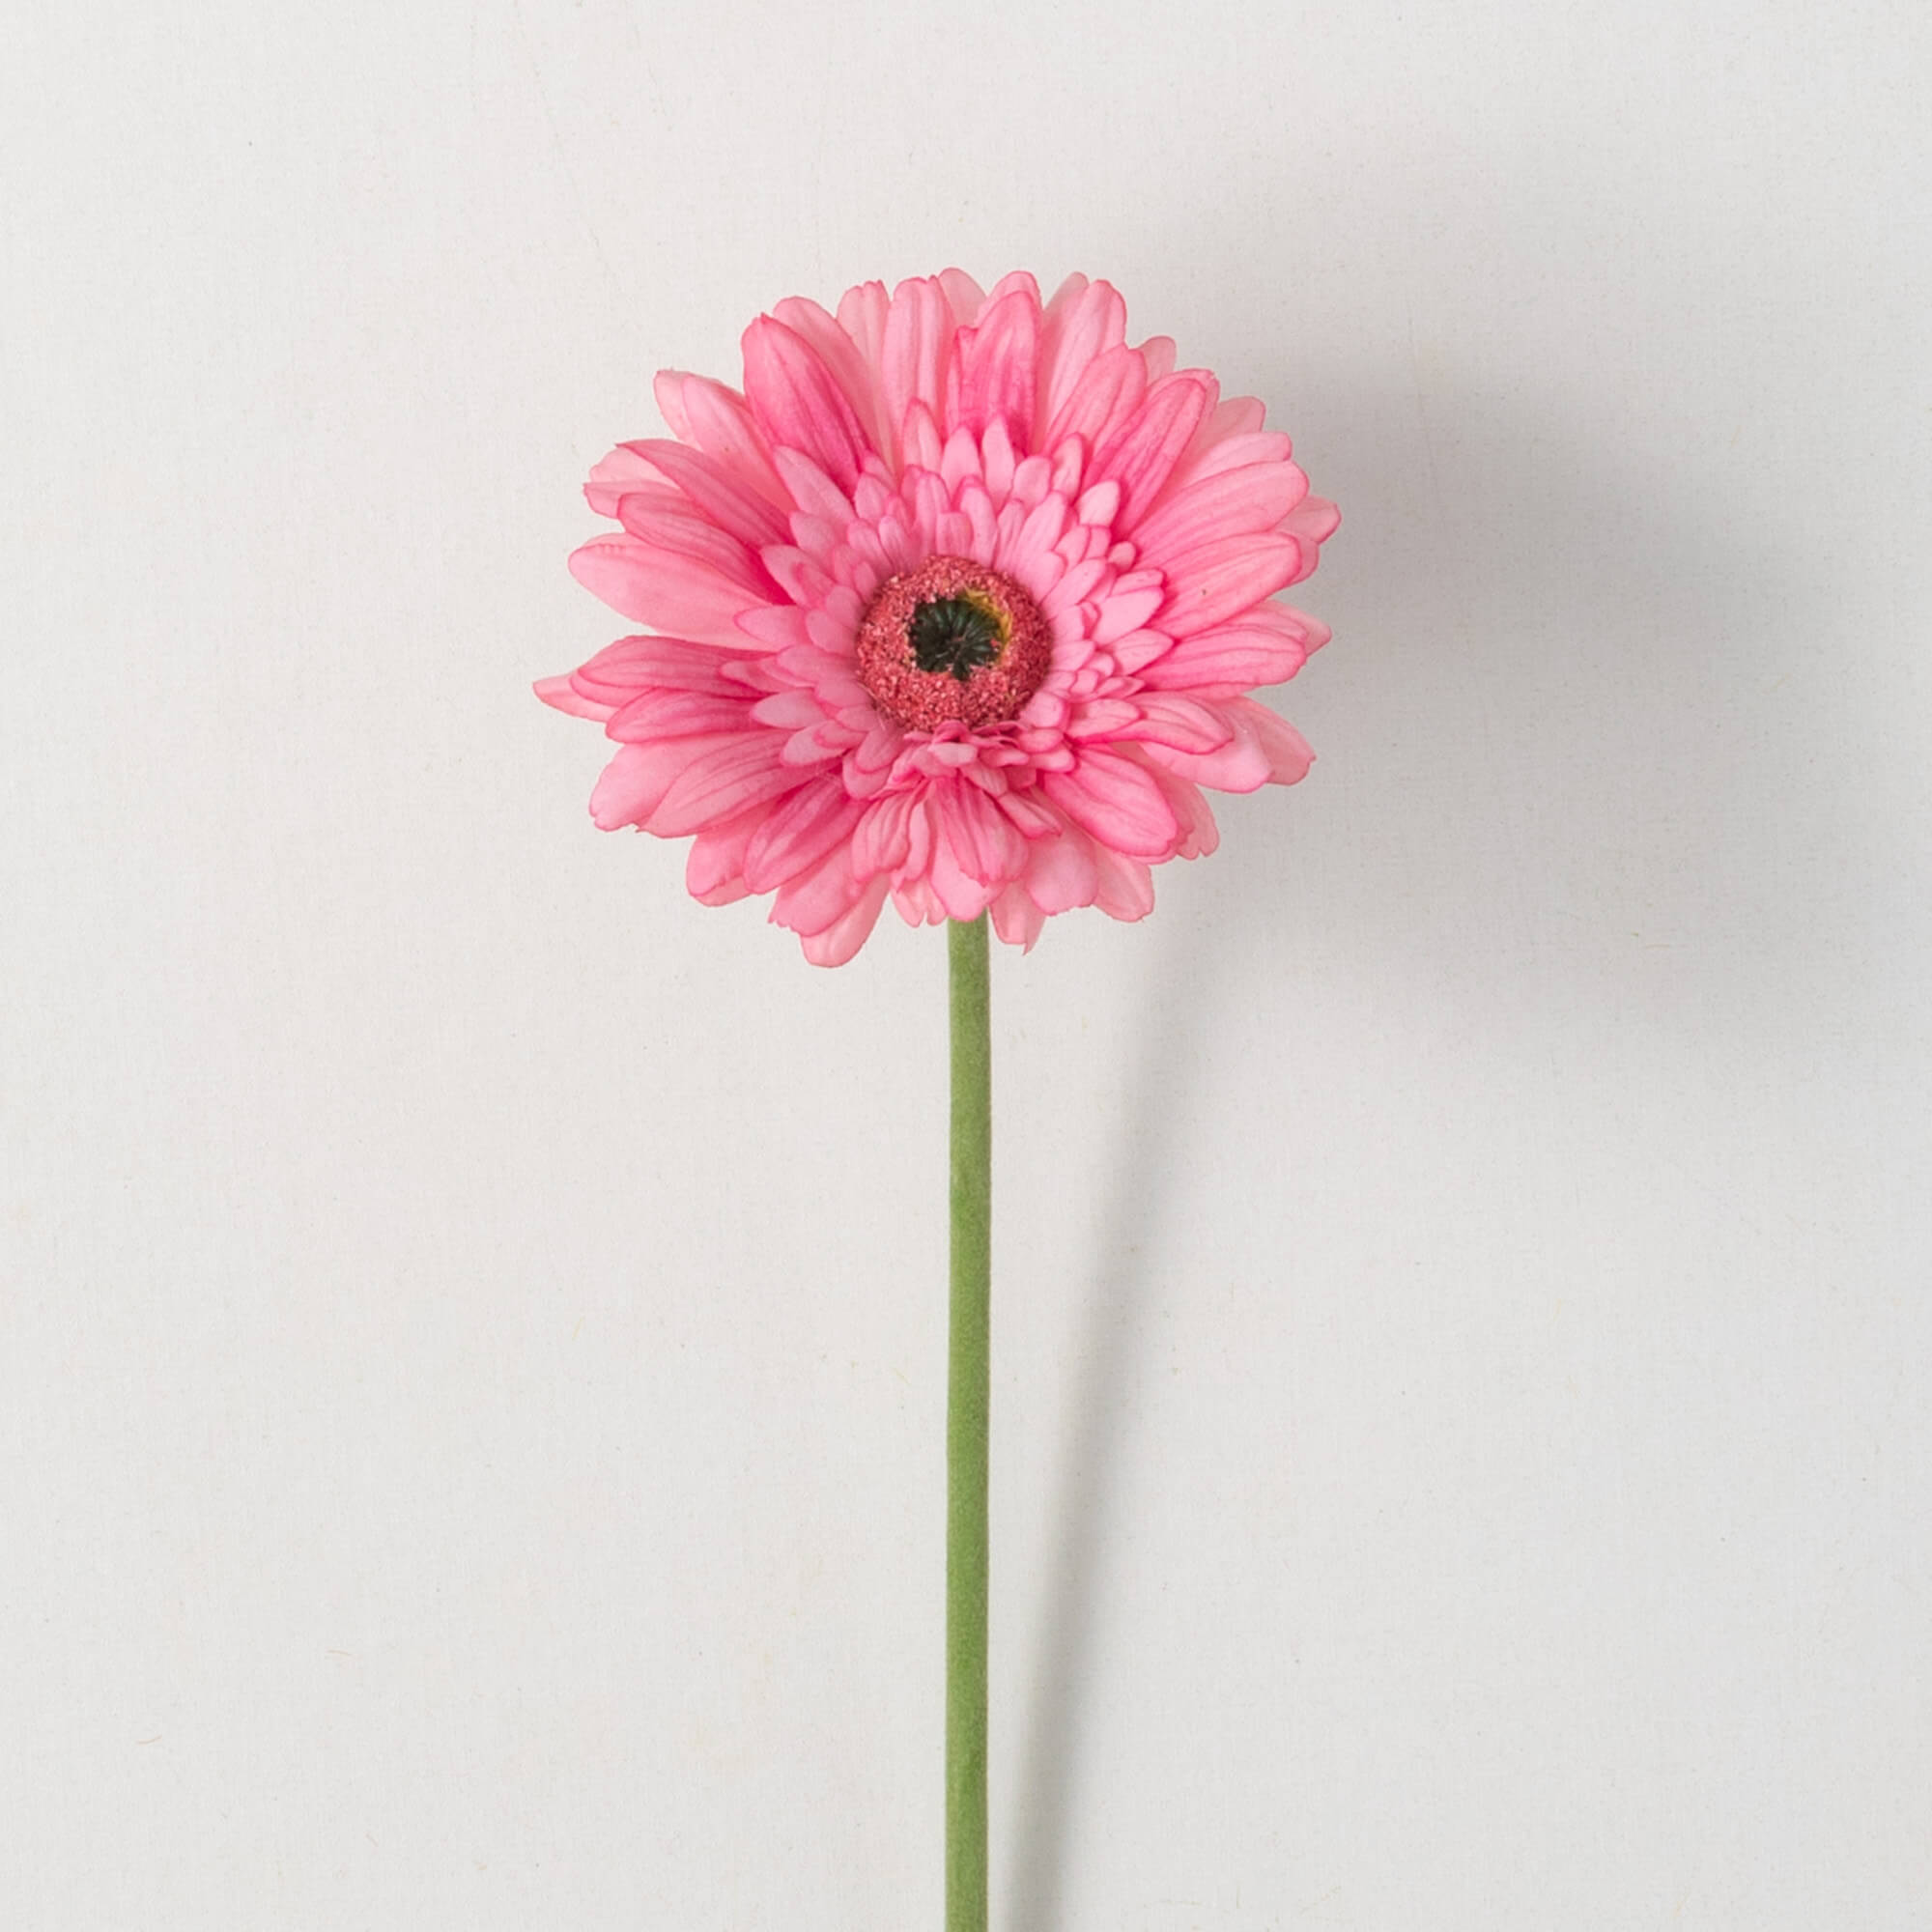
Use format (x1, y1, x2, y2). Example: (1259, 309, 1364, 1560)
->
(947, 913, 991, 1932)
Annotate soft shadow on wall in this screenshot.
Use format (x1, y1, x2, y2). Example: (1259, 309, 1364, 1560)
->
(1000, 320, 1852, 1927)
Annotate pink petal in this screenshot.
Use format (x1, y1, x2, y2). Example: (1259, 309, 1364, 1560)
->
(771, 294, 891, 459)
(835, 278, 891, 363)
(852, 790, 917, 874)
(1152, 428, 1295, 497)
(572, 636, 753, 698)
(741, 316, 871, 493)
(741, 780, 867, 893)
(645, 734, 801, 837)
(611, 497, 771, 593)
(1090, 373, 1212, 526)
(655, 372, 791, 508)
(1138, 335, 1178, 383)
(1039, 747, 1181, 858)
(882, 277, 958, 464)
(1154, 394, 1270, 505)
(771, 839, 867, 937)
(1041, 345, 1148, 463)
(1130, 460, 1311, 558)
(1132, 696, 1309, 792)
(946, 285, 1040, 448)
(1157, 534, 1301, 638)
(932, 781, 1027, 887)
(629, 439, 790, 548)
(1036, 275, 1127, 433)
(606, 691, 758, 742)
(568, 538, 741, 644)
(735, 604, 813, 651)
(569, 535, 769, 650)
(1022, 825, 1100, 912)
(1141, 761, 1221, 859)
(1137, 605, 1316, 692)
(983, 270, 1042, 310)
(1109, 693, 1236, 753)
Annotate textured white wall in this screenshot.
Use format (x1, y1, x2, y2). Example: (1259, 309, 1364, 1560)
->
(5, 0, 1929, 1925)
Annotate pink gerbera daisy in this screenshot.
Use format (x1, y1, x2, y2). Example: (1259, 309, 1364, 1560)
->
(538, 270, 1339, 964)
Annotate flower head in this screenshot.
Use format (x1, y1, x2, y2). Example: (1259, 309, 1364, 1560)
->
(538, 270, 1339, 964)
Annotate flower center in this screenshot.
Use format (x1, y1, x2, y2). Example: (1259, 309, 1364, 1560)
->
(855, 556, 1053, 732)
(908, 593, 1005, 681)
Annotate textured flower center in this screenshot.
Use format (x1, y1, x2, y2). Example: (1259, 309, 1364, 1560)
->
(855, 556, 1052, 731)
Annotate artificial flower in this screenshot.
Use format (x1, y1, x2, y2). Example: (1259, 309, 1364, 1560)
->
(538, 270, 1338, 963)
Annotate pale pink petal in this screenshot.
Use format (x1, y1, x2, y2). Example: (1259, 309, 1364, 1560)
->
(1090, 572, 1167, 643)
(585, 442, 671, 517)
(749, 688, 829, 730)
(534, 674, 615, 723)
(989, 883, 1047, 951)
(1137, 335, 1178, 383)
(611, 498, 772, 595)
(1224, 696, 1315, 783)
(588, 741, 684, 830)
(931, 781, 1028, 886)
(1285, 495, 1342, 544)
(937, 268, 989, 327)
(686, 807, 765, 904)
(835, 279, 891, 382)
(770, 446, 856, 526)
(980, 416, 1018, 500)
(1090, 843, 1156, 921)
(1141, 761, 1221, 859)
(1022, 825, 1101, 912)
(800, 874, 891, 966)
(1151, 394, 1270, 508)
(983, 270, 1042, 310)
(650, 369, 694, 440)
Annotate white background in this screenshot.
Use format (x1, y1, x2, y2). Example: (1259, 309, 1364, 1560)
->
(5, 0, 1929, 1925)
